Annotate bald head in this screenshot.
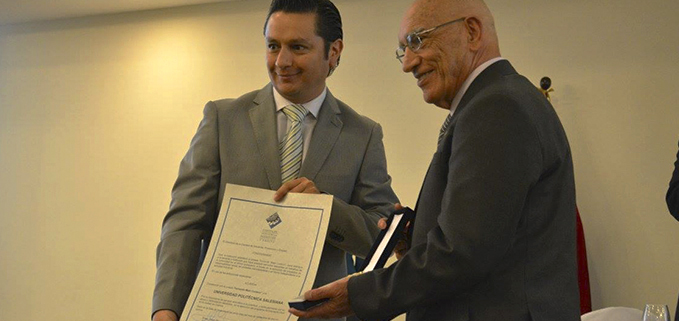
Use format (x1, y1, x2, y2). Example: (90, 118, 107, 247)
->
(405, 0, 499, 56)
(398, 0, 501, 109)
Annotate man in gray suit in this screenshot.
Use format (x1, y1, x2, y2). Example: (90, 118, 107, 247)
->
(152, 1, 398, 320)
(290, 0, 580, 320)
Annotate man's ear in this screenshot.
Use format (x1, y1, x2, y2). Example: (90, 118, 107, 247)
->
(328, 39, 344, 74)
(464, 17, 483, 50)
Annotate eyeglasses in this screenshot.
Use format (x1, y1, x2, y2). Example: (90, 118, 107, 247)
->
(396, 17, 466, 63)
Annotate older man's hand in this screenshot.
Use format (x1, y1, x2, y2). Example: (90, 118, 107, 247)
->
(274, 177, 321, 202)
(377, 203, 409, 260)
(288, 276, 354, 319)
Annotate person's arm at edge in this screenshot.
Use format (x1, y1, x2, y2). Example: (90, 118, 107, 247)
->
(152, 101, 222, 318)
(666, 140, 679, 221)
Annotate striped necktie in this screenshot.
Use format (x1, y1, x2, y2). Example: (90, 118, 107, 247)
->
(438, 113, 453, 146)
(280, 104, 308, 183)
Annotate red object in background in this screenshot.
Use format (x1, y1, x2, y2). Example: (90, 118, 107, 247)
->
(576, 207, 592, 314)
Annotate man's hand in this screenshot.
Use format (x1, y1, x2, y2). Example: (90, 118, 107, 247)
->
(288, 276, 354, 319)
(377, 203, 409, 260)
(152, 310, 178, 321)
(274, 177, 320, 202)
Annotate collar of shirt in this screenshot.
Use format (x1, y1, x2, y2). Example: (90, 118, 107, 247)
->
(447, 57, 506, 116)
(273, 87, 326, 119)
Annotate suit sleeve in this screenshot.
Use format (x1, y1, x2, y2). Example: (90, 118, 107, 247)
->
(326, 123, 399, 258)
(348, 97, 543, 320)
(667, 140, 679, 221)
(152, 102, 221, 317)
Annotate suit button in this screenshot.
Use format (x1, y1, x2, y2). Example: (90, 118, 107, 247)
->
(329, 231, 344, 242)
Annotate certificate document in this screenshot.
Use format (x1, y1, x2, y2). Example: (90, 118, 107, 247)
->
(180, 183, 333, 321)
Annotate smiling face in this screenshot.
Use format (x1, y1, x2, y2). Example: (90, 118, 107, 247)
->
(398, 5, 473, 110)
(265, 12, 341, 104)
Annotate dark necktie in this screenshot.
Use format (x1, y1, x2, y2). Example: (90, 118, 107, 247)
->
(437, 113, 453, 146)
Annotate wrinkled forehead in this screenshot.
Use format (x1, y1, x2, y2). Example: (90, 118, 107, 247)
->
(398, 10, 425, 42)
(398, 1, 454, 41)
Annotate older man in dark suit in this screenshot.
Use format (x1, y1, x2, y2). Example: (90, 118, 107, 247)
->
(290, 0, 580, 320)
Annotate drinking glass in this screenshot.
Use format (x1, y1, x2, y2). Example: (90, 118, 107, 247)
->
(643, 304, 671, 321)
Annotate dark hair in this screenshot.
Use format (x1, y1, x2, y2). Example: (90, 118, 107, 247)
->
(264, 0, 343, 60)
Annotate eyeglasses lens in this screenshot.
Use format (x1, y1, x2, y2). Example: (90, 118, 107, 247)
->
(407, 34, 422, 51)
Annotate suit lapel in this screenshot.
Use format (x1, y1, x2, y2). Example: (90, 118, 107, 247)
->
(249, 84, 282, 189)
(300, 90, 343, 181)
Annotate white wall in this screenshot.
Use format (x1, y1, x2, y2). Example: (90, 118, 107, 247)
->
(0, 0, 677, 320)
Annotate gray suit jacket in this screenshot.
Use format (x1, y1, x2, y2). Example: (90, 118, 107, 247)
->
(348, 61, 580, 321)
(153, 84, 398, 320)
